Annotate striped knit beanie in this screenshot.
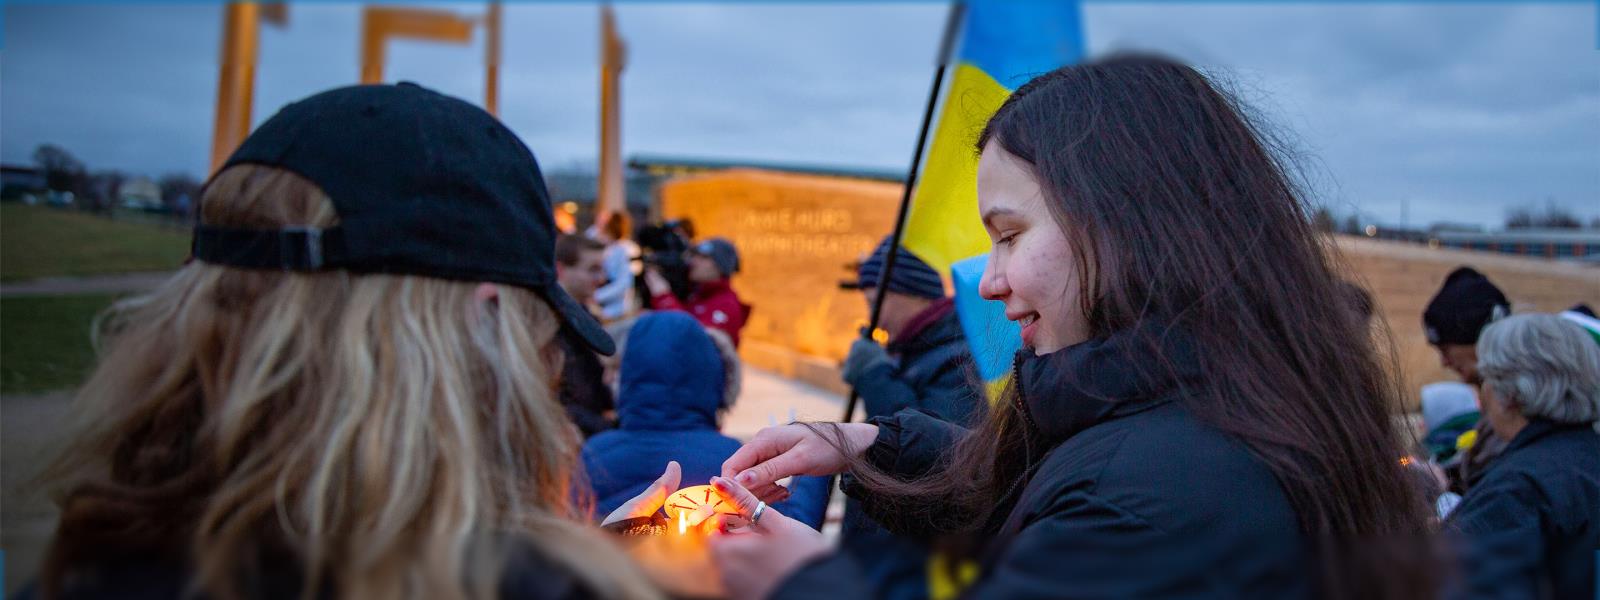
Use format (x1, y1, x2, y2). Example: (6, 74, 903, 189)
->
(1559, 305, 1600, 347)
(857, 237, 944, 299)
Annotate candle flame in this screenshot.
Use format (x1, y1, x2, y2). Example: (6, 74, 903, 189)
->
(678, 509, 688, 535)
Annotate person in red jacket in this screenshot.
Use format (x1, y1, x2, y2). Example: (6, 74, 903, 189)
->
(643, 237, 750, 346)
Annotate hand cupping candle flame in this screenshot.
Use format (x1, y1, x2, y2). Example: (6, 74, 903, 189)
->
(620, 482, 737, 599)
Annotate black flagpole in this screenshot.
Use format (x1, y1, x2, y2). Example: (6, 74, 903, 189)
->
(840, 2, 965, 424)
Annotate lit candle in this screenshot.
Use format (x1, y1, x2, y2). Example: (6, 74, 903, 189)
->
(663, 484, 740, 530)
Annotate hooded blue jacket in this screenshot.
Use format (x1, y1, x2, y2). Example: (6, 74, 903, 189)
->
(582, 312, 827, 528)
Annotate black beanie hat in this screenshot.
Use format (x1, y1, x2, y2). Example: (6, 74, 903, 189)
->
(1423, 267, 1509, 346)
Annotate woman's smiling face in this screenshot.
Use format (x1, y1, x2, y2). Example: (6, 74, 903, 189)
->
(976, 144, 1091, 355)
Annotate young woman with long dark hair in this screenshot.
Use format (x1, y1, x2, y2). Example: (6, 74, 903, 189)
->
(705, 54, 1437, 599)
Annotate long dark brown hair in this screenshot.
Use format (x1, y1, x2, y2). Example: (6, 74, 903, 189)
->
(833, 54, 1437, 598)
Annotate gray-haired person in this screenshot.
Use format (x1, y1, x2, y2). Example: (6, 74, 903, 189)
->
(1446, 314, 1600, 600)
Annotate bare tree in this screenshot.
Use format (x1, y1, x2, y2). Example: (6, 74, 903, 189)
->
(87, 171, 126, 215)
(158, 172, 202, 217)
(1506, 201, 1582, 229)
(1505, 206, 1533, 229)
(1341, 214, 1362, 235)
(32, 144, 88, 197)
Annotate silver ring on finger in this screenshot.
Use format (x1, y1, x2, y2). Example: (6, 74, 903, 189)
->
(751, 501, 767, 525)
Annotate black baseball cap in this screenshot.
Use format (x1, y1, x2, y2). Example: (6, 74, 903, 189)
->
(193, 82, 615, 355)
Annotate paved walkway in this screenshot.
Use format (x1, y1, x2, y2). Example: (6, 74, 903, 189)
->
(724, 365, 845, 439)
(0, 271, 174, 298)
(2, 390, 72, 595)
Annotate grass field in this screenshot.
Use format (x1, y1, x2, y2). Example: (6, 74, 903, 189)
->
(1, 203, 189, 282)
(1, 293, 120, 394)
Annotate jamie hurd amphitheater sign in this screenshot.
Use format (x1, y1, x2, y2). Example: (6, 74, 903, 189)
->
(660, 169, 902, 370)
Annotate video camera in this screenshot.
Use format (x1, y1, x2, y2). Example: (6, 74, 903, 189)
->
(634, 221, 695, 304)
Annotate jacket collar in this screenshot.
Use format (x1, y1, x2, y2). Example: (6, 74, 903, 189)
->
(694, 278, 733, 298)
(888, 297, 957, 353)
(1014, 321, 1205, 447)
(1504, 418, 1593, 454)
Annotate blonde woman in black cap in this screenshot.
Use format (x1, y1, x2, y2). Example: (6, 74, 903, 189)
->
(27, 83, 663, 600)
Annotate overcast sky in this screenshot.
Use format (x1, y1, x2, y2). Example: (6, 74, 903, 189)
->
(3, 2, 1596, 228)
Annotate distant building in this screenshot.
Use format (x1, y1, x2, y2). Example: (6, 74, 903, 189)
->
(543, 170, 656, 213)
(117, 177, 162, 211)
(1432, 228, 1600, 263)
(542, 154, 904, 228)
(1, 164, 47, 200)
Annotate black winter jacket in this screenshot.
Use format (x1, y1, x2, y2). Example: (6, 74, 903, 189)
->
(840, 299, 983, 600)
(1447, 418, 1600, 600)
(780, 325, 1311, 599)
(558, 326, 615, 438)
(853, 298, 982, 426)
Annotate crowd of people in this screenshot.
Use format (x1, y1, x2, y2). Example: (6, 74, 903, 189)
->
(20, 55, 1597, 600)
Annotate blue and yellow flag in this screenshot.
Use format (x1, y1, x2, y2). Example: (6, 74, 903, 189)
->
(900, 1, 1085, 399)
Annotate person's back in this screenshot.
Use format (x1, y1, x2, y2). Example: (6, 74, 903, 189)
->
(26, 84, 657, 600)
(583, 312, 826, 528)
(585, 313, 742, 514)
(1450, 421, 1599, 599)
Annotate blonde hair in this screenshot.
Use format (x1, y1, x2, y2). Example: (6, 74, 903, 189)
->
(41, 166, 660, 600)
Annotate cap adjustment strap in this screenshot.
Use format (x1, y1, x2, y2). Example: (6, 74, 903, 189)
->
(193, 225, 348, 271)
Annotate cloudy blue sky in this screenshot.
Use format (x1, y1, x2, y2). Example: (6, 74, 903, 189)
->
(2, 2, 1596, 228)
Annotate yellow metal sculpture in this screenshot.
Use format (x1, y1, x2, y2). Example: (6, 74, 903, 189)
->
(210, 2, 503, 174)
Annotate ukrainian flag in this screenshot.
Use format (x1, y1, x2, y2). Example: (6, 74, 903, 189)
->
(900, 1, 1085, 400)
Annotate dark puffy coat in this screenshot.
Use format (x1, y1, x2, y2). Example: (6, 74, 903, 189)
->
(853, 298, 982, 425)
(1447, 419, 1600, 600)
(558, 327, 615, 438)
(779, 325, 1310, 599)
(582, 312, 827, 528)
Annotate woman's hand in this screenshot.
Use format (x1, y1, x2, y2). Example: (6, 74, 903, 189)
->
(601, 460, 680, 526)
(709, 475, 830, 600)
(721, 423, 878, 503)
